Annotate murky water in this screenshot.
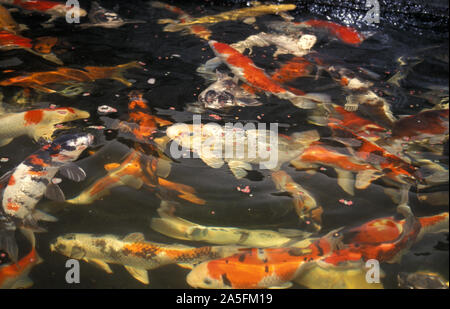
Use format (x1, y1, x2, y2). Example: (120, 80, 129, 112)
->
(0, 0, 448, 289)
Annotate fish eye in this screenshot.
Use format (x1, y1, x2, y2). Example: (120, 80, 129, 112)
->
(333, 232, 341, 238)
(205, 90, 217, 103)
(203, 279, 212, 285)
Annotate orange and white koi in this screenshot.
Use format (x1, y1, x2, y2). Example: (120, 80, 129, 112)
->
(0, 244, 42, 289)
(0, 107, 90, 146)
(292, 19, 365, 45)
(0, 0, 87, 21)
(186, 228, 344, 289)
(0, 133, 94, 261)
(208, 40, 330, 109)
(271, 170, 322, 231)
(0, 62, 141, 93)
(151, 1, 212, 40)
(50, 232, 239, 284)
(0, 30, 62, 64)
(67, 150, 204, 206)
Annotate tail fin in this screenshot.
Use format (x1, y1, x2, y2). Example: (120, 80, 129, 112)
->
(112, 62, 142, 87)
(150, 210, 198, 241)
(0, 221, 18, 262)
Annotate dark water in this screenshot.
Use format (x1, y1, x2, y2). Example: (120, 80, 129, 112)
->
(0, 0, 448, 289)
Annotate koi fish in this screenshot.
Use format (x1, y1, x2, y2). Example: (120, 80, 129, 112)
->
(290, 141, 383, 195)
(166, 123, 320, 179)
(321, 208, 448, 267)
(156, 3, 296, 29)
(271, 57, 314, 85)
(271, 170, 322, 231)
(292, 19, 365, 45)
(150, 1, 211, 40)
(50, 232, 240, 284)
(196, 71, 261, 111)
(231, 32, 317, 58)
(0, 239, 42, 289)
(329, 123, 420, 185)
(397, 272, 449, 289)
(391, 109, 449, 144)
(0, 61, 141, 93)
(79, 1, 145, 29)
(186, 228, 344, 289)
(0, 0, 87, 22)
(0, 133, 94, 261)
(150, 206, 311, 248)
(0, 107, 90, 147)
(31, 36, 57, 54)
(0, 30, 63, 65)
(0, 4, 27, 34)
(208, 40, 330, 109)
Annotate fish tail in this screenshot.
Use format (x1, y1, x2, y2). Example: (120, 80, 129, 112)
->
(112, 62, 142, 87)
(0, 220, 18, 262)
(150, 209, 196, 241)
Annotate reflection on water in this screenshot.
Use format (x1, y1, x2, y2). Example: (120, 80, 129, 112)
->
(0, 0, 448, 289)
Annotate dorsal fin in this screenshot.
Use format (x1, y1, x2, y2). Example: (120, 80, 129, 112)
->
(123, 232, 145, 243)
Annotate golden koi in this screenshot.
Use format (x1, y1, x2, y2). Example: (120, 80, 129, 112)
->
(0, 62, 141, 93)
(50, 232, 240, 284)
(0, 107, 90, 146)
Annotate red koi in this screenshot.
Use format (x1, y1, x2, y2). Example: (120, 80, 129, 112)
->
(296, 19, 365, 45)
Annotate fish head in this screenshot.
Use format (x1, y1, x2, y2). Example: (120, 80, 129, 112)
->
(187, 261, 230, 289)
(199, 76, 238, 109)
(44, 107, 90, 124)
(50, 234, 88, 260)
(89, 1, 123, 25)
(298, 34, 317, 50)
(50, 133, 94, 162)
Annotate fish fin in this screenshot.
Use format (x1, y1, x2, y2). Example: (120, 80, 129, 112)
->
(150, 215, 195, 241)
(228, 160, 252, 179)
(32, 126, 56, 143)
(157, 18, 177, 24)
(0, 229, 18, 262)
(335, 168, 355, 196)
(155, 158, 172, 178)
(277, 228, 311, 238)
(112, 62, 141, 87)
(304, 93, 331, 104)
(0, 170, 13, 186)
(355, 170, 382, 189)
(290, 129, 321, 145)
(32, 210, 58, 222)
(290, 96, 317, 109)
(45, 183, 66, 202)
(0, 138, 13, 147)
(86, 259, 113, 274)
(199, 155, 225, 169)
(70, 246, 86, 260)
(124, 266, 149, 284)
(59, 163, 87, 182)
(289, 159, 317, 170)
(123, 232, 145, 243)
(19, 227, 36, 247)
(177, 263, 196, 270)
(120, 175, 144, 189)
(11, 276, 34, 289)
(268, 282, 293, 289)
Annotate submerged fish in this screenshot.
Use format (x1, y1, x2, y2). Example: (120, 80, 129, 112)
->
(166, 123, 320, 179)
(67, 150, 203, 206)
(0, 242, 42, 289)
(0, 30, 62, 65)
(397, 272, 449, 289)
(0, 62, 141, 93)
(0, 133, 94, 261)
(0, 107, 90, 147)
(50, 232, 240, 284)
(0, 4, 26, 34)
(80, 1, 145, 29)
(208, 40, 330, 109)
(186, 228, 344, 289)
(271, 170, 322, 231)
(0, 0, 87, 22)
(151, 1, 211, 40)
(156, 3, 296, 29)
(151, 205, 311, 248)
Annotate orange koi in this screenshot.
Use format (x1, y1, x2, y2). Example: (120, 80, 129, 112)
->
(0, 246, 42, 288)
(186, 229, 344, 289)
(295, 19, 365, 45)
(0, 62, 141, 93)
(209, 40, 329, 109)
